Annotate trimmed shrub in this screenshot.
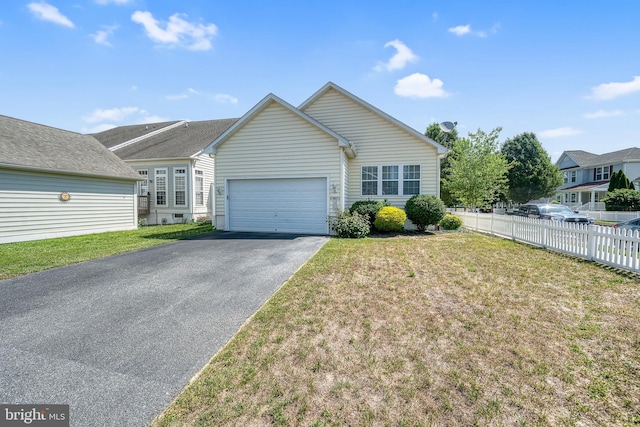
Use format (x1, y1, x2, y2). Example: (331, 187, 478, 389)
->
(374, 206, 407, 232)
(602, 189, 640, 211)
(405, 195, 446, 231)
(350, 199, 390, 229)
(330, 211, 370, 238)
(439, 214, 463, 230)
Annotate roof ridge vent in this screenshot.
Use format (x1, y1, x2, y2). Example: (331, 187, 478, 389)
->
(109, 120, 187, 151)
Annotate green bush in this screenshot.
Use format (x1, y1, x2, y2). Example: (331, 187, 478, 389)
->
(330, 211, 370, 238)
(374, 206, 407, 232)
(404, 195, 446, 231)
(602, 189, 640, 211)
(439, 214, 463, 230)
(350, 199, 390, 229)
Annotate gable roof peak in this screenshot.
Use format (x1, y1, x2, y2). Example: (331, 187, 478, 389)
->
(204, 91, 350, 156)
(299, 82, 448, 155)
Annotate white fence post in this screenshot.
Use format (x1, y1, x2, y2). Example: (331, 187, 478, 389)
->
(588, 225, 596, 261)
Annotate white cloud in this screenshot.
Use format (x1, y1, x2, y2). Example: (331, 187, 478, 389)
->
(28, 2, 74, 28)
(130, 85, 138, 91)
(166, 88, 238, 104)
(91, 25, 118, 46)
(432, 12, 438, 21)
(589, 76, 640, 100)
(83, 107, 169, 132)
(83, 106, 141, 123)
(448, 25, 471, 36)
(539, 127, 582, 138)
(394, 73, 449, 99)
(583, 109, 624, 119)
(85, 123, 117, 133)
(137, 115, 169, 124)
(214, 94, 238, 104)
(373, 39, 418, 72)
(131, 11, 218, 51)
(448, 23, 498, 38)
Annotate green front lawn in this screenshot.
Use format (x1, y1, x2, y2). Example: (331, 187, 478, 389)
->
(0, 224, 215, 281)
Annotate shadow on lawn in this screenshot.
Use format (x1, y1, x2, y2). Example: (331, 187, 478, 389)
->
(368, 230, 437, 238)
(140, 226, 216, 240)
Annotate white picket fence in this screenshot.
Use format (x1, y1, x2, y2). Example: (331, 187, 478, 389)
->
(455, 212, 640, 273)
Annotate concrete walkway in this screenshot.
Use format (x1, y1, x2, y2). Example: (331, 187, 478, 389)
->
(0, 232, 328, 426)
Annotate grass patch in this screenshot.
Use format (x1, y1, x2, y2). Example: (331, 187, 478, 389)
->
(153, 232, 640, 426)
(0, 224, 215, 280)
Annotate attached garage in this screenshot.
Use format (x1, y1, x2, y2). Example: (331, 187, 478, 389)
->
(227, 177, 328, 234)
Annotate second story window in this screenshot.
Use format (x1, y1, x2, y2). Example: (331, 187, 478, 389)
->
(563, 170, 577, 184)
(595, 166, 610, 181)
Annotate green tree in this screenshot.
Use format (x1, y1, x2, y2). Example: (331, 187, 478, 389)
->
(607, 170, 634, 192)
(443, 128, 510, 210)
(425, 123, 461, 206)
(500, 132, 562, 203)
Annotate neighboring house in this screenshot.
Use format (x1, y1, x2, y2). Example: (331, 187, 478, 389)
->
(0, 115, 140, 244)
(92, 118, 237, 225)
(556, 148, 640, 210)
(203, 82, 448, 234)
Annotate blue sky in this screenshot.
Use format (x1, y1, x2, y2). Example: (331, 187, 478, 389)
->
(1, 1, 639, 161)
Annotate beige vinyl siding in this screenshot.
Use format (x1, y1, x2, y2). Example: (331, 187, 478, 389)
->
(214, 101, 341, 227)
(193, 154, 214, 218)
(303, 88, 439, 209)
(341, 150, 349, 212)
(0, 169, 136, 244)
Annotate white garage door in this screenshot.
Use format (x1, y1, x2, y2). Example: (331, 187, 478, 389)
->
(228, 178, 328, 234)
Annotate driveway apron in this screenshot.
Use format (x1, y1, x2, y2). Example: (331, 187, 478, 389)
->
(0, 232, 328, 426)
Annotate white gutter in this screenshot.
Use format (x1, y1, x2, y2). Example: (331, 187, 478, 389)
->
(109, 120, 187, 152)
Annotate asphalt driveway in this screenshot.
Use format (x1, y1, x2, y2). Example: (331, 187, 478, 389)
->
(0, 232, 328, 426)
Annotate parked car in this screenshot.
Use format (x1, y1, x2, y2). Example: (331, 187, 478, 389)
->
(516, 204, 595, 224)
(613, 217, 640, 231)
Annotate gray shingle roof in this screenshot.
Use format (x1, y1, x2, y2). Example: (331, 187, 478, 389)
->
(92, 118, 238, 160)
(585, 147, 640, 166)
(563, 150, 598, 166)
(0, 115, 139, 180)
(563, 148, 640, 167)
(90, 121, 182, 150)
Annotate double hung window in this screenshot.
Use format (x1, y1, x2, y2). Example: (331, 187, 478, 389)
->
(361, 165, 421, 196)
(174, 168, 187, 207)
(155, 169, 167, 206)
(195, 170, 204, 205)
